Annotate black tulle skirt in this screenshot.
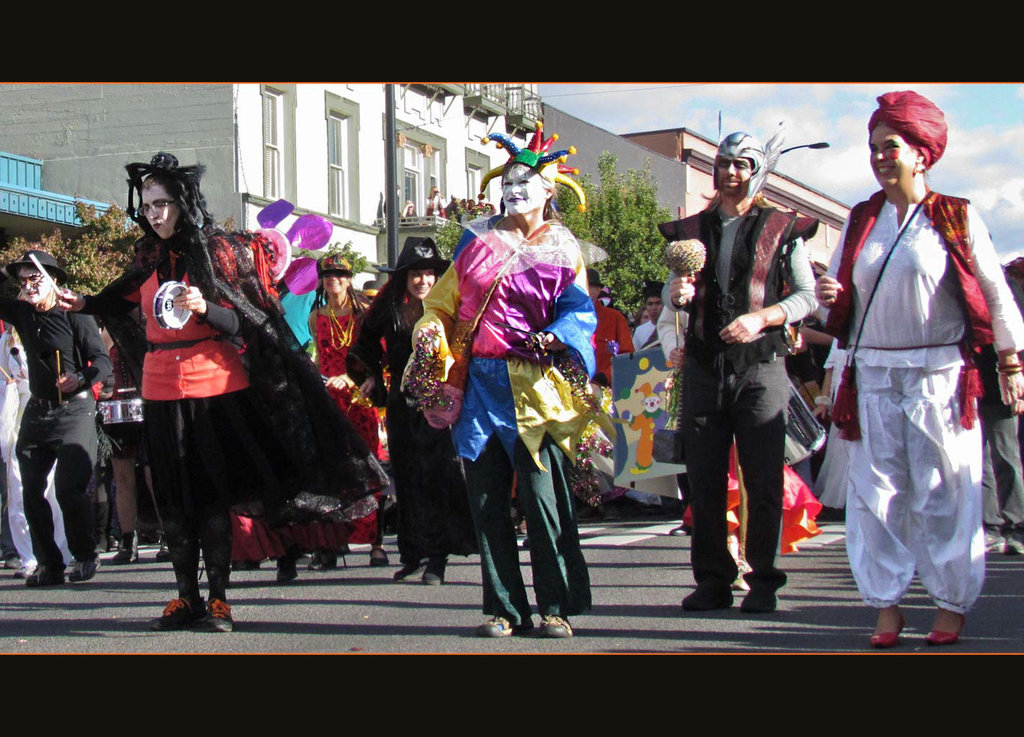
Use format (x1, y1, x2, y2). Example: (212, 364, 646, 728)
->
(144, 388, 299, 518)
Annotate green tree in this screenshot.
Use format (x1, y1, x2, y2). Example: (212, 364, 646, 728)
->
(557, 152, 672, 318)
(433, 217, 464, 260)
(0, 201, 140, 296)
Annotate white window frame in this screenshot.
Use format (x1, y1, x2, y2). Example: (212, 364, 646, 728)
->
(403, 143, 423, 215)
(262, 87, 284, 200)
(327, 113, 348, 219)
(466, 165, 481, 203)
(429, 148, 442, 195)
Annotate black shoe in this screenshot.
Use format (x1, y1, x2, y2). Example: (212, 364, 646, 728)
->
(276, 556, 298, 583)
(740, 588, 778, 614)
(112, 531, 139, 564)
(231, 560, 262, 571)
(681, 586, 733, 612)
(149, 597, 205, 631)
(308, 551, 338, 571)
(1005, 533, 1024, 556)
(25, 565, 65, 587)
(202, 598, 234, 632)
(422, 556, 446, 585)
(155, 538, 172, 561)
(369, 546, 390, 567)
(3, 554, 22, 570)
(816, 506, 845, 522)
(393, 561, 425, 582)
(68, 558, 99, 583)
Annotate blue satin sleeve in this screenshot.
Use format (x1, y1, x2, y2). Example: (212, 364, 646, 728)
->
(547, 282, 597, 379)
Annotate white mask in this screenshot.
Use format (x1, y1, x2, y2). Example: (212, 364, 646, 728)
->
(501, 166, 551, 216)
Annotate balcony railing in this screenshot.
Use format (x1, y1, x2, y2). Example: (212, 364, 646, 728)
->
(463, 83, 507, 116)
(505, 85, 542, 131)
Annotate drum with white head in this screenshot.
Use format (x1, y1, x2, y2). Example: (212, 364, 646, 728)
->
(98, 398, 144, 425)
(153, 281, 192, 330)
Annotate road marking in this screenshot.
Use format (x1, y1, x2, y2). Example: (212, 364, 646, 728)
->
(580, 523, 682, 546)
(575, 523, 847, 548)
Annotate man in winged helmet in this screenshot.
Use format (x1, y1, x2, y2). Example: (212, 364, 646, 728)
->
(659, 128, 819, 614)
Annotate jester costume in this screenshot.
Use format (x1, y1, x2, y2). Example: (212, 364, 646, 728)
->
(416, 215, 596, 627)
(409, 123, 597, 631)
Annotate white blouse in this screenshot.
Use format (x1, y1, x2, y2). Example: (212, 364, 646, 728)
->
(827, 199, 1024, 369)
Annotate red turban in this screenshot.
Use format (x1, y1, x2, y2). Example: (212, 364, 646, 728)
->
(868, 90, 948, 169)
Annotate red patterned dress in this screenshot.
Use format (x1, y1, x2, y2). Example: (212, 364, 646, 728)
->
(315, 311, 382, 458)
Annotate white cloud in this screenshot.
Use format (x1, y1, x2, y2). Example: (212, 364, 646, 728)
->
(540, 83, 1024, 256)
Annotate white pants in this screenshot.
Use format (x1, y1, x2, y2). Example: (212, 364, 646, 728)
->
(846, 364, 984, 614)
(814, 423, 851, 509)
(4, 456, 68, 569)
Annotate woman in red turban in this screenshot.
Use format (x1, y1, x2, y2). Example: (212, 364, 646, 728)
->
(816, 90, 1024, 648)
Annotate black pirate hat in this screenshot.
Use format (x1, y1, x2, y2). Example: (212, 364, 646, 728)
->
(379, 237, 449, 275)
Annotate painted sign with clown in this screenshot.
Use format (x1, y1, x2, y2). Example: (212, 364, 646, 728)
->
(610, 346, 685, 486)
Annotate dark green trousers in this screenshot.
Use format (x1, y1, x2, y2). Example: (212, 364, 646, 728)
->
(464, 435, 591, 626)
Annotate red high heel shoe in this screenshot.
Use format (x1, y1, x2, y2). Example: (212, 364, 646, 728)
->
(870, 612, 906, 649)
(925, 612, 965, 646)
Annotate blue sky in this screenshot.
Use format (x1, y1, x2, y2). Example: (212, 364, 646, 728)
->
(539, 83, 1024, 260)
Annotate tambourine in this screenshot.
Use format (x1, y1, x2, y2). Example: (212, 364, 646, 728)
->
(153, 281, 192, 330)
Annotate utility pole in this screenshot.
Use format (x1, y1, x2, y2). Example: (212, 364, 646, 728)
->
(384, 84, 400, 268)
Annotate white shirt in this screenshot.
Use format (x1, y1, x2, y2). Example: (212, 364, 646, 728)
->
(826, 200, 1024, 369)
(632, 320, 657, 349)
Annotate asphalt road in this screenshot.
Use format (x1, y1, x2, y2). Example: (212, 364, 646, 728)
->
(2, 516, 1022, 654)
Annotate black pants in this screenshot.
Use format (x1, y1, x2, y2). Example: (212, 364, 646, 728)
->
(981, 402, 1024, 533)
(681, 356, 788, 594)
(16, 395, 98, 569)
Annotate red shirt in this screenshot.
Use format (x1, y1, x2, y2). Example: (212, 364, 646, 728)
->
(593, 302, 634, 383)
(138, 271, 250, 400)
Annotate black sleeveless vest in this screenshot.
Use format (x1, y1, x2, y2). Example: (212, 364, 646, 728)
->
(659, 205, 818, 373)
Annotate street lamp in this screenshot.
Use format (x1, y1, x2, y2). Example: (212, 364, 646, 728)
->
(780, 141, 830, 155)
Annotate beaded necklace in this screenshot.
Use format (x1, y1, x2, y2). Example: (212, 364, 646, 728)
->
(325, 297, 354, 348)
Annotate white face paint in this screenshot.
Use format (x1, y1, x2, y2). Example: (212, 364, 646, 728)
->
(16, 266, 54, 308)
(501, 165, 551, 216)
(141, 181, 180, 241)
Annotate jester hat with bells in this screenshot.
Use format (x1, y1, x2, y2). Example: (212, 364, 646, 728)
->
(479, 121, 587, 212)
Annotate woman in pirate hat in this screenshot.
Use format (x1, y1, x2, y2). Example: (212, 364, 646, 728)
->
(348, 236, 477, 586)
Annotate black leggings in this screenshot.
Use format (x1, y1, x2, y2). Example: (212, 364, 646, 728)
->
(161, 504, 232, 604)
